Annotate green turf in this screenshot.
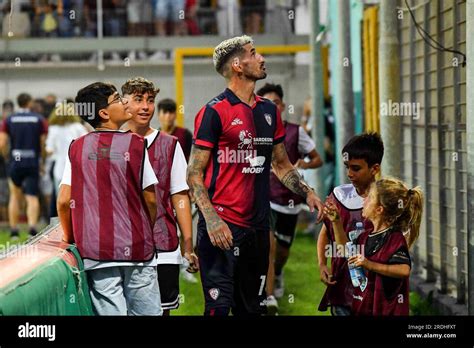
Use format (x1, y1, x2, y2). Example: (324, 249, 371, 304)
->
(0, 226, 434, 315)
(174, 232, 330, 316)
(0, 227, 36, 247)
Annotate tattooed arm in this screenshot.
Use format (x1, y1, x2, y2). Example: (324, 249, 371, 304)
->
(271, 142, 324, 222)
(186, 145, 233, 250)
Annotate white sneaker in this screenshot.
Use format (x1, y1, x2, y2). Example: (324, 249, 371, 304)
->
(110, 52, 121, 62)
(265, 295, 278, 315)
(138, 50, 148, 60)
(127, 50, 137, 61)
(50, 54, 62, 62)
(274, 273, 284, 298)
(180, 267, 198, 283)
(149, 50, 167, 61)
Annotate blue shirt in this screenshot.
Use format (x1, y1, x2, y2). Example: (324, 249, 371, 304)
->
(1, 110, 48, 168)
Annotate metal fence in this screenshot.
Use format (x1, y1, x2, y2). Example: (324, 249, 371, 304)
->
(399, 0, 467, 306)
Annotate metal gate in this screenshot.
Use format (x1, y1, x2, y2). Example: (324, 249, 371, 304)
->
(398, 0, 467, 305)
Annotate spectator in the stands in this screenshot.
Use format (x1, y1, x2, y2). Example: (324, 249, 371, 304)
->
(154, 0, 185, 36)
(184, 0, 199, 35)
(241, 0, 266, 34)
(216, 0, 241, 36)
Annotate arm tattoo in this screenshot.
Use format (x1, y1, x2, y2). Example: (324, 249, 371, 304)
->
(280, 169, 313, 199)
(187, 145, 222, 229)
(272, 142, 314, 199)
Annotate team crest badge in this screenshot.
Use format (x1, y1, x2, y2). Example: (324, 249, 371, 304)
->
(209, 288, 220, 300)
(264, 113, 272, 126)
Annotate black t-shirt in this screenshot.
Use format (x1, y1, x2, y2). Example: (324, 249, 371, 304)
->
(364, 227, 411, 267)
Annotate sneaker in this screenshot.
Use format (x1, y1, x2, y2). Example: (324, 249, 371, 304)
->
(274, 272, 284, 298)
(180, 267, 198, 283)
(110, 52, 121, 62)
(138, 50, 148, 60)
(149, 50, 167, 61)
(10, 230, 19, 241)
(50, 53, 62, 62)
(29, 228, 38, 237)
(265, 295, 278, 315)
(127, 50, 137, 61)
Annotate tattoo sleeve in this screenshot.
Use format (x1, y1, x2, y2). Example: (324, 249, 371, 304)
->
(272, 142, 314, 199)
(280, 169, 313, 199)
(186, 145, 222, 229)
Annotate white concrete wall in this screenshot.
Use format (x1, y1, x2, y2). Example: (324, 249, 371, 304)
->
(1, 58, 309, 130)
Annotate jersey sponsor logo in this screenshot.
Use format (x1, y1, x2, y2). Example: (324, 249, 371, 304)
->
(10, 116, 39, 123)
(353, 295, 363, 301)
(242, 155, 265, 174)
(88, 146, 126, 161)
(231, 117, 243, 126)
(264, 113, 272, 126)
(238, 130, 253, 150)
(253, 137, 273, 146)
(209, 288, 220, 300)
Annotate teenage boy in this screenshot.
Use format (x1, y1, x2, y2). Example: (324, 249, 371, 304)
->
(256, 83, 323, 314)
(317, 133, 384, 316)
(122, 77, 198, 315)
(157, 98, 193, 162)
(57, 82, 161, 316)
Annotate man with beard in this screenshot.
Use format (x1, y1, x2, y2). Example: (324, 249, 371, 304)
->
(187, 35, 324, 316)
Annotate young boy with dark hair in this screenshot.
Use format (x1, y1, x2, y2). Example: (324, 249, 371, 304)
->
(157, 98, 193, 162)
(317, 132, 384, 316)
(122, 77, 198, 315)
(57, 82, 162, 316)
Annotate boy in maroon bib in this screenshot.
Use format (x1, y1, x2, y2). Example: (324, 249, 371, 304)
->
(317, 133, 384, 315)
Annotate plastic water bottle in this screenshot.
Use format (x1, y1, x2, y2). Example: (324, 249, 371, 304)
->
(346, 241, 361, 287)
(346, 222, 367, 289)
(349, 222, 364, 242)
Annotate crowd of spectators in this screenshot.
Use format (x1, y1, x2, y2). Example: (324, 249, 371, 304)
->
(0, 0, 301, 39)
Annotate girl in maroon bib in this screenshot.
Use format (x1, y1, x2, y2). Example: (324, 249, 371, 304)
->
(324, 177, 423, 316)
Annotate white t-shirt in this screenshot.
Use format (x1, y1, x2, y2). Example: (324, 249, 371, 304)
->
(145, 129, 189, 265)
(60, 130, 158, 270)
(46, 123, 88, 186)
(270, 126, 316, 215)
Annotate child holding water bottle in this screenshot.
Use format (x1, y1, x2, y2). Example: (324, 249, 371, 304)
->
(325, 177, 423, 315)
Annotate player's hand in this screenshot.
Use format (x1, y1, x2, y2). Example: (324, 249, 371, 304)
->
(348, 254, 369, 270)
(319, 264, 337, 286)
(295, 159, 308, 170)
(306, 191, 324, 223)
(207, 216, 233, 250)
(323, 201, 340, 223)
(184, 251, 199, 273)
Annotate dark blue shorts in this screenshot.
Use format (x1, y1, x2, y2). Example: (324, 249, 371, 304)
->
(269, 209, 299, 248)
(197, 212, 269, 315)
(8, 165, 40, 196)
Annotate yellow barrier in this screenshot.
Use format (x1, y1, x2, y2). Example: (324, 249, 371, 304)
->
(363, 6, 380, 133)
(174, 45, 311, 127)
